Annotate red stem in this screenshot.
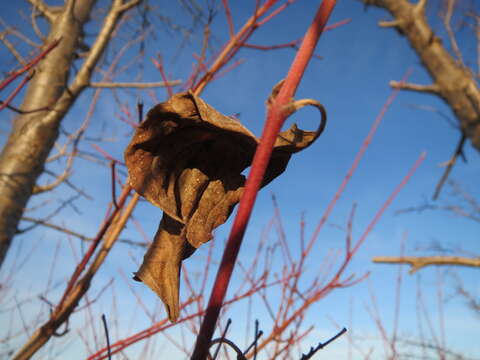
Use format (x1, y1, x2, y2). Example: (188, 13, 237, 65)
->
(242, 19, 350, 51)
(0, 38, 61, 92)
(56, 185, 131, 311)
(0, 72, 33, 111)
(305, 68, 413, 256)
(152, 55, 174, 98)
(190, 1, 337, 359)
(221, 0, 235, 37)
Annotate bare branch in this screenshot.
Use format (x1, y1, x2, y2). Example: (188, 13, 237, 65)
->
(33, 133, 80, 194)
(32, 167, 72, 194)
(118, 0, 142, 12)
(30, 2, 47, 40)
(27, 0, 60, 23)
(0, 0, 143, 269)
(389, 80, 440, 94)
(18, 216, 147, 247)
(373, 256, 480, 274)
(0, 18, 41, 47)
(475, 14, 480, 75)
(65, 0, 143, 98)
(378, 19, 403, 28)
(300, 328, 347, 359)
(365, 0, 480, 152)
(432, 133, 466, 200)
(442, 0, 464, 66)
(18, 216, 91, 242)
(414, 0, 427, 15)
(0, 31, 27, 65)
(90, 80, 181, 88)
(12, 189, 139, 360)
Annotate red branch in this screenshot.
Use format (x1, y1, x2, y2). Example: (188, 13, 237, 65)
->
(87, 275, 279, 360)
(331, 152, 426, 286)
(305, 69, 414, 256)
(242, 18, 350, 51)
(0, 38, 61, 92)
(190, 1, 337, 359)
(56, 185, 131, 311)
(351, 152, 426, 256)
(221, 0, 235, 37)
(90, 143, 123, 164)
(0, 72, 34, 111)
(191, 0, 299, 95)
(152, 55, 174, 98)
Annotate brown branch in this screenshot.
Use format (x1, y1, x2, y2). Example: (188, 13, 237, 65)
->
(365, 0, 480, 152)
(389, 80, 440, 95)
(110, 160, 119, 210)
(372, 256, 480, 274)
(66, 0, 141, 97)
(32, 149, 76, 194)
(0, 30, 27, 65)
(26, 0, 60, 23)
(432, 132, 466, 200)
(0, 18, 41, 48)
(378, 19, 403, 28)
(443, 0, 465, 66)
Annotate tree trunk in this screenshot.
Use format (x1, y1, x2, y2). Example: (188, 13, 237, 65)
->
(0, 0, 97, 267)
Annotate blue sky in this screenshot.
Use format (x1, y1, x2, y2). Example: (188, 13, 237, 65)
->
(1, 0, 479, 359)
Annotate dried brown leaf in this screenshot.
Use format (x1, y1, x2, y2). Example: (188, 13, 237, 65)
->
(124, 89, 326, 321)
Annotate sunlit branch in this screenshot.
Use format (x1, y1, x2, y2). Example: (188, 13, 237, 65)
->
(433, 133, 466, 200)
(27, 0, 58, 23)
(0, 31, 27, 65)
(373, 256, 480, 274)
(389, 80, 440, 94)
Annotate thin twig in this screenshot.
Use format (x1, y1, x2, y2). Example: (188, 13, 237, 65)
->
(0, 37, 60, 91)
(300, 327, 347, 359)
(137, 100, 144, 124)
(242, 319, 263, 359)
(0, 71, 35, 111)
(305, 69, 413, 256)
(90, 80, 180, 88)
(101, 314, 112, 360)
(151, 55, 174, 98)
(110, 161, 119, 209)
(211, 318, 231, 360)
(432, 133, 466, 200)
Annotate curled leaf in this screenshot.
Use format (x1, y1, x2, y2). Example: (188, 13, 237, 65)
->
(124, 88, 326, 321)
